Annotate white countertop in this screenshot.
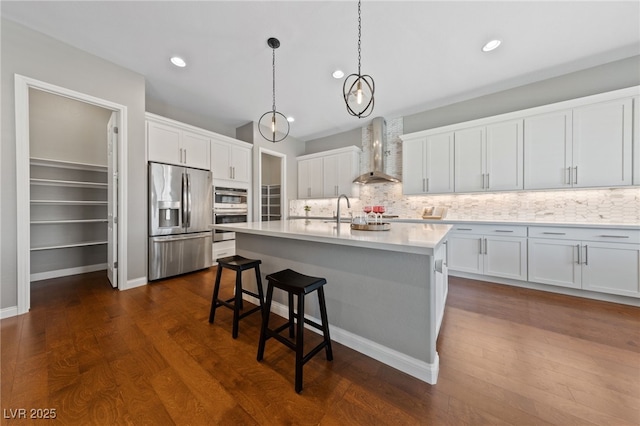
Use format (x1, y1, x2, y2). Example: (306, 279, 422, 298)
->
(214, 219, 452, 256)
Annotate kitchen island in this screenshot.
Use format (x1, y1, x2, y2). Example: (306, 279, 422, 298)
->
(214, 219, 452, 384)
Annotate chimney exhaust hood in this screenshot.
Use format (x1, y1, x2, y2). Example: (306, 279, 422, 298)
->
(353, 117, 401, 184)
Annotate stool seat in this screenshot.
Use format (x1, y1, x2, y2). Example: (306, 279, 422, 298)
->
(209, 255, 264, 339)
(217, 255, 262, 271)
(265, 269, 327, 295)
(257, 268, 333, 393)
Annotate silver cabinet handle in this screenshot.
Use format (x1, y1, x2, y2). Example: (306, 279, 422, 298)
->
(576, 244, 581, 264)
(422, 178, 426, 192)
(494, 230, 514, 233)
(457, 228, 473, 231)
(184, 149, 187, 164)
(542, 232, 566, 235)
(584, 245, 588, 265)
(426, 178, 429, 192)
(484, 238, 488, 255)
(574, 166, 578, 185)
(599, 235, 629, 238)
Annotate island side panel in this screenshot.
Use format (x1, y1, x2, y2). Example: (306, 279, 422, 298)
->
(236, 232, 437, 365)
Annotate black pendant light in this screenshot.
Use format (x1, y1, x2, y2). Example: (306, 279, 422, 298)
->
(343, 0, 375, 118)
(259, 37, 290, 143)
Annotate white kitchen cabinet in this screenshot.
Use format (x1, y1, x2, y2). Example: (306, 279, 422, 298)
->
(524, 97, 633, 189)
(147, 118, 210, 170)
(212, 240, 236, 265)
(529, 227, 640, 298)
(297, 146, 360, 199)
(323, 150, 360, 197)
(401, 132, 454, 195)
(454, 120, 523, 193)
(448, 224, 527, 281)
(211, 137, 251, 184)
(634, 96, 640, 186)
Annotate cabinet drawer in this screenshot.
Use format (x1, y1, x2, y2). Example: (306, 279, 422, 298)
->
(529, 226, 640, 243)
(213, 240, 236, 262)
(451, 224, 527, 237)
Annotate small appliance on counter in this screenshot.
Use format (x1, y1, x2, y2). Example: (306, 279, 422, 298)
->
(422, 207, 447, 220)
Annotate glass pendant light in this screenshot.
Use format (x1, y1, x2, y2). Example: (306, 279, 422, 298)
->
(259, 37, 290, 143)
(343, 0, 375, 118)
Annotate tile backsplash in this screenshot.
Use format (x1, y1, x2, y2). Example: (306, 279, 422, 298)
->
(289, 187, 640, 225)
(290, 116, 639, 225)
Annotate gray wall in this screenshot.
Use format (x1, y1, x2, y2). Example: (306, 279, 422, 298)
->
(304, 127, 362, 155)
(30, 89, 111, 165)
(300, 55, 640, 152)
(1, 19, 146, 309)
(146, 97, 236, 138)
(404, 55, 640, 133)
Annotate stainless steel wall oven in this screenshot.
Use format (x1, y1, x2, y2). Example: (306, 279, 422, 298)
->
(213, 186, 248, 242)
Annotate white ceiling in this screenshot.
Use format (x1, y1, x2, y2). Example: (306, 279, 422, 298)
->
(2, 1, 639, 141)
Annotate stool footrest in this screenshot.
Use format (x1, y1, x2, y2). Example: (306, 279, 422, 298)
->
(237, 305, 262, 320)
(241, 289, 261, 300)
(303, 318, 324, 332)
(302, 341, 331, 365)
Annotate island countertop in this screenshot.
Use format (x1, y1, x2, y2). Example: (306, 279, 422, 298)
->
(214, 219, 452, 256)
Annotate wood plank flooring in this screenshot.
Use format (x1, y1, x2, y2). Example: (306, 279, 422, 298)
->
(1, 269, 638, 425)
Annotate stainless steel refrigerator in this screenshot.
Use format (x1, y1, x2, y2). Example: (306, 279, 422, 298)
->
(148, 162, 212, 280)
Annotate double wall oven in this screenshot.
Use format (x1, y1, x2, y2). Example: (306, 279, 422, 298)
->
(213, 186, 248, 242)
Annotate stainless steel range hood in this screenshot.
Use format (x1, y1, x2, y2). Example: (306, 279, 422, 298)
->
(353, 117, 401, 184)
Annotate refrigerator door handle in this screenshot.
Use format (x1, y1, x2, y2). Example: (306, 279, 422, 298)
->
(186, 173, 192, 228)
(181, 173, 188, 228)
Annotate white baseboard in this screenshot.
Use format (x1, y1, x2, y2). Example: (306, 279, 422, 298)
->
(1, 306, 19, 319)
(122, 276, 147, 290)
(30, 263, 107, 282)
(244, 294, 439, 385)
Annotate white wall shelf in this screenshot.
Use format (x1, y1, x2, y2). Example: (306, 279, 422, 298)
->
(30, 178, 108, 189)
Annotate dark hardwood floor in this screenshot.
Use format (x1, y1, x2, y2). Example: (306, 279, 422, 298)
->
(1, 268, 639, 425)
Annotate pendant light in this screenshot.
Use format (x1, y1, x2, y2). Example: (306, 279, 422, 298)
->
(343, 0, 375, 118)
(259, 37, 290, 143)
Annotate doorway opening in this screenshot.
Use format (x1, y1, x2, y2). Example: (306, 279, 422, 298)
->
(15, 75, 128, 315)
(258, 148, 286, 222)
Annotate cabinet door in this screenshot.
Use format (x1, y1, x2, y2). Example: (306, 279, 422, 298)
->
(148, 121, 180, 165)
(483, 236, 527, 280)
(528, 238, 582, 289)
(298, 158, 323, 199)
(524, 110, 572, 189)
(572, 98, 633, 188)
(447, 233, 483, 274)
(582, 242, 639, 297)
(211, 139, 232, 180)
(485, 120, 523, 191)
(454, 126, 485, 192)
(402, 137, 426, 195)
(230, 145, 251, 183)
(182, 131, 210, 170)
(425, 132, 454, 193)
(323, 154, 340, 197)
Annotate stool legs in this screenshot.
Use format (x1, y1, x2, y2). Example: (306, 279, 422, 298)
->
(317, 287, 333, 361)
(209, 265, 224, 324)
(257, 284, 274, 362)
(232, 270, 242, 338)
(294, 292, 305, 393)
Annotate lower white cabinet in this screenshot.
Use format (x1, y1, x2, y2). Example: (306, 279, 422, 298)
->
(212, 240, 236, 264)
(528, 227, 640, 298)
(448, 224, 527, 281)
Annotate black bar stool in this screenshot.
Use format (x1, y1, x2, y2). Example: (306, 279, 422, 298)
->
(256, 268, 333, 393)
(209, 255, 264, 339)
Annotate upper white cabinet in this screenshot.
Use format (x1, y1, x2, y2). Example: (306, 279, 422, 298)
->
(211, 136, 251, 184)
(297, 146, 361, 199)
(454, 120, 523, 193)
(402, 132, 454, 195)
(147, 115, 210, 170)
(401, 86, 638, 194)
(525, 98, 633, 189)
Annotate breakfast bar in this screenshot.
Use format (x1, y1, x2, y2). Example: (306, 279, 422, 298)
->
(215, 219, 452, 384)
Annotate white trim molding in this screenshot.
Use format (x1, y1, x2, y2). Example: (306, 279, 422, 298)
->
(14, 74, 129, 316)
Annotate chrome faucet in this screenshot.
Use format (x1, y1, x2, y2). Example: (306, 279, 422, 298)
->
(336, 194, 351, 226)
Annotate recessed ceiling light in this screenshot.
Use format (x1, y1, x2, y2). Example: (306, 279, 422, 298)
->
(170, 56, 186, 67)
(332, 70, 344, 79)
(287, 116, 295, 123)
(482, 40, 501, 52)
